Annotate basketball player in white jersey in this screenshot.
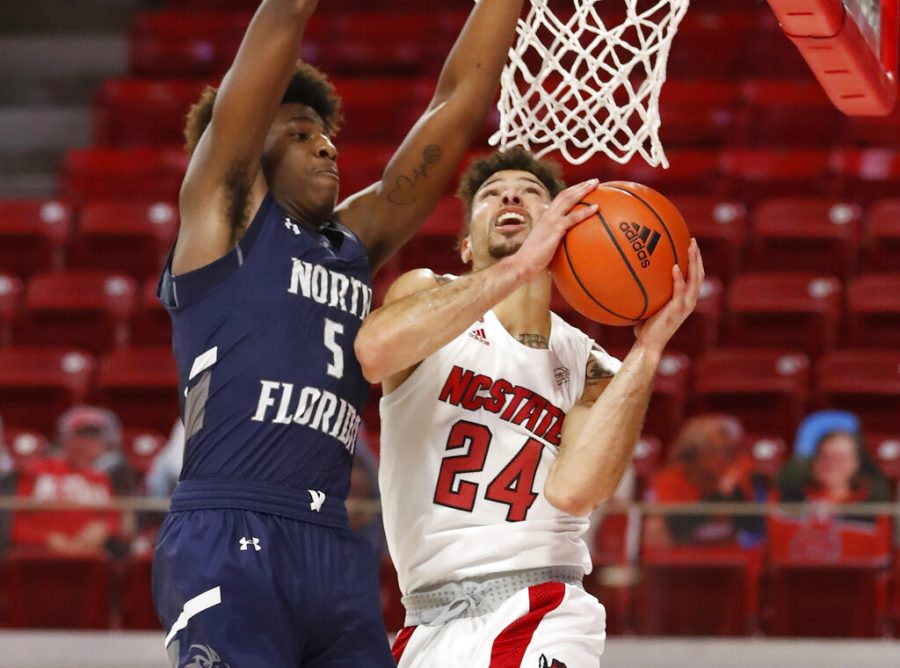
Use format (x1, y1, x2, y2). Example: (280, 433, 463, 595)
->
(355, 148, 704, 667)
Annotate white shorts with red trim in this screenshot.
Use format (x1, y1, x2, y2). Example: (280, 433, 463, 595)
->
(392, 582, 605, 668)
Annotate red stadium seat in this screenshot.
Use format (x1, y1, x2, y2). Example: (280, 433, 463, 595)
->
(831, 149, 900, 205)
(3, 427, 50, 471)
(666, 277, 723, 359)
(743, 435, 787, 480)
(636, 545, 762, 635)
(94, 79, 209, 146)
(0, 273, 23, 346)
(398, 197, 467, 276)
(334, 144, 396, 200)
(846, 274, 900, 348)
(334, 78, 433, 146)
(20, 271, 138, 355)
(670, 197, 747, 285)
(740, 79, 844, 147)
(61, 147, 188, 203)
(721, 149, 832, 204)
(765, 514, 892, 637)
(693, 348, 810, 442)
(69, 200, 178, 279)
(658, 80, 742, 148)
(95, 347, 180, 434)
(726, 273, 842, 360)
(608, 150, 724, 198)
(0, 348, 95, 437)
(129, 11, 253, 78)
(120, 553, 159, 629)
(746, 9, 815, 79)
(861, 198, 900, 273)
(666, 12, 759, 79)
(0, 199, 72, 278)
(816, 350, 900, 434)
(3, 552, 111, 629)
(631, 435, 663, 498)
(845, 113, 900, 148)
(748, 198, 862, 279)
(122, 428, 167, 477)
(132, 281, 171, 347)
(866, 433, 900, 486)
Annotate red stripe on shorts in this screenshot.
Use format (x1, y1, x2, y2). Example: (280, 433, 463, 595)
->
(488, 581, 566, 667)
(392, 626, 417, 663)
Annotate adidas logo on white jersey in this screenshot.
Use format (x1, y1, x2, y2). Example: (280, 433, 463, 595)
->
(469, 327, 490, 346)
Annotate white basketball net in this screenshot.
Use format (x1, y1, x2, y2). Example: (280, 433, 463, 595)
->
(489, 0, 690, 167)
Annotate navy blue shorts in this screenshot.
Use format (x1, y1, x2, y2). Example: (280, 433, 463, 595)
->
(152, 507, 394, 667)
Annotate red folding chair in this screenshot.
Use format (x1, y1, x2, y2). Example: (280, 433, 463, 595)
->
(726, 272, 842, 360)
(693, 348, 811, 442)
(132, 281, 172, 347)
(0, 199, 72, 278)
(816, 350, 900, 434)
(861, 198, 900, 273)
(69, 200, 178, 279)
(748, 198, 862, 280)
(846, 274, 900, 348)
(832, 149, 900, 205)
(0, 348, 95, 437)
(721, 148, 832, 205)
(765, 514, 892, 637)
(95, 347, 180, 434)
(61, 147, 188, 203)
(94, 78, 210, 147)
(3, 552, 111, 629)
(20, 271, 138, 355)
(0, 273, 23, 346)
(670, 197, 747, 285)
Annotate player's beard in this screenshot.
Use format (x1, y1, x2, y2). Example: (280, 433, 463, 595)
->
(487, 233, 525, 260)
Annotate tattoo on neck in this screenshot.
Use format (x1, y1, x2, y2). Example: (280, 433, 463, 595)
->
(515, 333, 549, 349)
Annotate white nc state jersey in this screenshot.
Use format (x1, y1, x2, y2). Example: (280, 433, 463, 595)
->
(380, 310, 619, 596)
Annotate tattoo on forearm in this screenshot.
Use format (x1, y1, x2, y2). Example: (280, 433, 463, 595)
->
(387, 145, 442, 206)
(585, 357, 615, 384)
(516, 333, 550, 349)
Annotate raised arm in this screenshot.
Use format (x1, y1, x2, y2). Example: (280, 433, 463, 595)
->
(173, 0, 318, 276)
(544, 241, 705, 517)
(354, 180, 599, 390)
(336, 0, 526, 272)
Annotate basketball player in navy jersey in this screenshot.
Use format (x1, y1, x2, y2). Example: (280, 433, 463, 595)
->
(151, 1, 526, 666)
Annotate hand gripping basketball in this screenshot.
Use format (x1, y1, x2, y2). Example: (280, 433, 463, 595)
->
(513, 179, 599, 280)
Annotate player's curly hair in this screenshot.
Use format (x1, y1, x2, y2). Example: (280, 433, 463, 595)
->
(456, 147, 566, 236)
(183, 62, 343, 154)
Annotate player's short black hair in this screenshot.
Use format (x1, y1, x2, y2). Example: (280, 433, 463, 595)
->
(456, 147, 566, 239)
(183, 62, 343, 154)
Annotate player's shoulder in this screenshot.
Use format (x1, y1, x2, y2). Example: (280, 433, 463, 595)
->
(383, 268, 457, 305)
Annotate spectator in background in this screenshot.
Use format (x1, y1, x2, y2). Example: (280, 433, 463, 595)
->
(776, 426, 890, 514)
(11, 407, 126, 557)
(0, 416, 16, 555)
(57, 406, 136, 497)
(145, 419, 185, 499)
(644, 414, 767, 548)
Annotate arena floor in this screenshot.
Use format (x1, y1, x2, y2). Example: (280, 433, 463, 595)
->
(0, 632, 898, 668)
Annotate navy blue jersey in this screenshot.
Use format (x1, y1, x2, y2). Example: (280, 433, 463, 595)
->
(158, 193, 372, 507)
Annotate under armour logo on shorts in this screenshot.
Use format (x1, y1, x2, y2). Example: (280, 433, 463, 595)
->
(239, 537, 261, 551)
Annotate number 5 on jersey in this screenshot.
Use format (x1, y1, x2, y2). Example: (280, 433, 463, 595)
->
(324, 319, 344, 379)
(433, 420, 543, 522)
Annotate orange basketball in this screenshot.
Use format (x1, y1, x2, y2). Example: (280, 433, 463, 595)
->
(550, 181, 691, 326)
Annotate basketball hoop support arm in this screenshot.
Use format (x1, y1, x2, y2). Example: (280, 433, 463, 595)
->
(767, 0, 898, 115)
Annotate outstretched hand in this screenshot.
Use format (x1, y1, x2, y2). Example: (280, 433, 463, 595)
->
(634, 239, 705, 353)
(513, 179, 600, 280)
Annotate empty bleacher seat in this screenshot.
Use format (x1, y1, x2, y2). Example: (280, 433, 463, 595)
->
(693, 348, 810, 442)
(95, 347, 179, 434)
(726, 273, 842, 360)
(3, 552, 111, 629)
(131, 281, 171, 347)
(722, 149, 832, 204)
(816, 350, 900, 434)
(3, 427, 50, 471)
(61, 147, 188, 203)
(670, 197, 747, 285)
(334, 78, 432, 146)
(666, 12, 759, 79)
(0, 199, 72, 278)
(94, 78, 209, 147)
(740, 79, 844, 147)
(748, 198, 862, 279)
(846, 274, 900, 348)
(608, 150, 723, 198)
(831, 149, 900, 204)
(861, 198, 900, 273)
(667, 277, 723, 359)
(658, 80, 742, 148)
(845, 113, 900, 148)
(120, 553, 160, 630)
(122, 428, 167, 478)
(0, 348, 95, 437)
(866, 433, 900, 486)
(69, 200, 178, 279)
(743, 435, 787, 480)
(0, 273, 23, 347)
(20, 271, 138, 355)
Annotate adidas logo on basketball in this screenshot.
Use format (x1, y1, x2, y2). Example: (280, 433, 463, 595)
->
(469, 327, 490, 345)
(619, 221, 661, 269)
